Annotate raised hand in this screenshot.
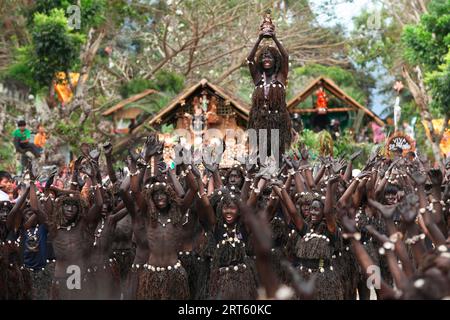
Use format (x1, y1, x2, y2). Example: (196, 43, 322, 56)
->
(283, 154, 294, 169)
(256, 157, 278, 180)
(81, 161, 96, 178)
(25, 162, 39, 182)
(245, 149, 259, 173)
(327, 174, 340, 184)
(267, 178, 284, 190)
(45, 169, 57, 191)
(398, 194, 419, 224)
(144, 133, 164, 159)
(89, 149, 100, 162)
(356, 171, 371, 180)
(202, 158, 219, 174)
(331, 161, 345, 174)
(368, 146, 380, 163)
(73, 156, 84, 172)
(409, 171, 427, 186)
(300, 146, 309, 163)
(102, 141, 113, 156)
(368, 199, 396, 220)
(428, 168, 443, 186)
(127, 148, 140, 165)
(350, 150, 362, 162)
(341, 215, 357, 234)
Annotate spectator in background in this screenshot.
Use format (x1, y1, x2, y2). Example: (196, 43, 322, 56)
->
(34, 124, 47, 154)
(0, 171, 11, 201)
(12, 120, 41, 158)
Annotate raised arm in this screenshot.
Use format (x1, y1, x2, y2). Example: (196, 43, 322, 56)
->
(341, 216, 396, 300)
(247, 177, 267, 208)
(194, 174, 216, 228)
(181, 165, 199, 213)
(127, 151, 147, 214)
(368, 198, 415, 277)
(271, 34, 288, 83)
(85, 163, 103, 223)
(239, 202, 280, 299)
(168, 167, 185, 198)
(68, 157, 81, 191)
(273, 183, 305, 232)
(247, 34, 264, 84)
(6, 185, 30, 231)
(324, 176, 338, 234)
(365, 225, 408, 290)
(110, 207, 129, 225)
(313, 164, 326, 186)
(29, 181, 47, 225)
(103, 142, 117, 184)
(428, 169, 446, 233)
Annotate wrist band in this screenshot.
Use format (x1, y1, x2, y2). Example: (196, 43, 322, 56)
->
(405, 233, 425, 245)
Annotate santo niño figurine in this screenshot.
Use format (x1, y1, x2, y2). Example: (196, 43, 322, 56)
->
(247, 10, 292, 156)
(260, 9, 275, 38)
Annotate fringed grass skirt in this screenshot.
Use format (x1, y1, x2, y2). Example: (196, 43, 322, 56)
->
(297, 266, 344, 300)
(209, 260, 258, 300)
(179, 251, 211, 300)
(29, 263, 54, 300)
(136, 264, 189, 300)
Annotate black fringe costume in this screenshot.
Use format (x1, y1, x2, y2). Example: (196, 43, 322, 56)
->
(178, 204, 211, 300)
(136, 263, 189, 300)
(293, 221, 344, 300)
(0, 240, 32, 300)
(248, 46, 292, 156)
(353, 206, 380, 299)
(209, 193, 258, 300)
(28, 261, 54, 300)
(269, 215, 290, 284)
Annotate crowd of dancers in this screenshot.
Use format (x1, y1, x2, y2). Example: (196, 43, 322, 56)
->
(0, 133, 449, 300)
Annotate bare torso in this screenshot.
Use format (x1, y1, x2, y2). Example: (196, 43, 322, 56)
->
(52, 222, 90, 277)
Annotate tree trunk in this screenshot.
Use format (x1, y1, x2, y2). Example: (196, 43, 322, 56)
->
(402, 65, 442, 163)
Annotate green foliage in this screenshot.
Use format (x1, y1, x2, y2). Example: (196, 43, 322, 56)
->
(161, 124, 175, 134)
(333, 131, 375, 169)
(402, 0, 450, 71)
(30, 9, 85, 87)
(0, 121, 17, 172)
(28, 0, 106, 31)
(3, 47, 39, 92)
(5, 0, 106, 92)
(425, 51, 450, 116)
(119, 78, 154, 98)
(154, 70, 185, 93)
(119, 71, 185, 98)
(293, 129, 375, 169)
(54, 116, 96, 152)
(350, 8, 404, 72)
(402, 0, 450, 116)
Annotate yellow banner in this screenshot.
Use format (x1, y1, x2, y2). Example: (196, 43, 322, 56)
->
(54, 72, 81, 104)
(422, 119, 450, 156)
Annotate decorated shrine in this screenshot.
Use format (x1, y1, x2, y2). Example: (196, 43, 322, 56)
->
(287, 77, 384, 133)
